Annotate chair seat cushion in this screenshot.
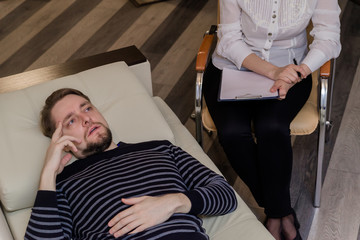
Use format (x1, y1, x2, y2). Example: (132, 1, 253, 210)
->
(290, 71, 319, 135)
(290, 101, 318, 135)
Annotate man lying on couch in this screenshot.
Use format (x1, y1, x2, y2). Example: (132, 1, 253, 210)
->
(25, 88, 237, 240)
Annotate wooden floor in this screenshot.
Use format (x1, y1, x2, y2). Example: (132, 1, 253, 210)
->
(1, 0, 359, 239)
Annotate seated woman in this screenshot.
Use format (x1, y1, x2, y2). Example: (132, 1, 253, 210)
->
(203, 0, 341, 240)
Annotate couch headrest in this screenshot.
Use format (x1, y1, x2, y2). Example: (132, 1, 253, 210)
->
(0, 62, 175, 211)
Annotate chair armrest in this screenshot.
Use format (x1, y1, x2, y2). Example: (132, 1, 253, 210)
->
(196, 34, 214, 72)
(320, 60, 331, 77)
(196, 25, 217, 72)
(195, 25, 218, 145)
(0, 207, 13, 240)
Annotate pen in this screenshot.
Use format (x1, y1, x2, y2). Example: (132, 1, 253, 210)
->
(293, 58, 302, 78)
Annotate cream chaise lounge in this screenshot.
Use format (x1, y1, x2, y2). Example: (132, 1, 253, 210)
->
(0, 46, 274, 240)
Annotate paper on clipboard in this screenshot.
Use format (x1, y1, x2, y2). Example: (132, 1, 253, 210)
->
(219, 68, 279, 101)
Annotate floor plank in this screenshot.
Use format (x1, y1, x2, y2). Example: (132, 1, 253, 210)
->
(68, 1, 148, 61)
(109, 0, 179, 51)
(0, 0, 47, 42)
(0, 0, 75, 67)
(140, 0, 208, 70)
(27, 0, 126, 71)
(0, 0, 101, 77)
(0, 0, 24, 20)
(307, 169, 360, 240)
(328, 61, 360, 174)
(153, 0, 217, 99)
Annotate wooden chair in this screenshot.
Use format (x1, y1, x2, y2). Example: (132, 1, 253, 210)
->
(194, 25, 335, 208)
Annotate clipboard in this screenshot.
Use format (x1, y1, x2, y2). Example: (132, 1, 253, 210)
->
(218, 68, 279, 101)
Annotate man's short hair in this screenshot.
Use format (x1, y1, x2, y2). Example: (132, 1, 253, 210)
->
(40, 88, 90, 138)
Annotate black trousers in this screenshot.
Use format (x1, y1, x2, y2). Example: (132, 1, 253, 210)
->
(203, 61, 312, 218)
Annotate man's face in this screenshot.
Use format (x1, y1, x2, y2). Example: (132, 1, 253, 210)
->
(51, 94, 113, 158)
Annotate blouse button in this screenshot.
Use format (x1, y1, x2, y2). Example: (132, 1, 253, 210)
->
(272, 14, 276, 18)
(268, 33, 272, 36)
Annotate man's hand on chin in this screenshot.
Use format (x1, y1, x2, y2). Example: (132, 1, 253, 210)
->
(39, 122, 81, 191)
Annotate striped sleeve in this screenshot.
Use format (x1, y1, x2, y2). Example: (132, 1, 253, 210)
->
(24, 191, 72, 240)
(169, 144, 237, 216)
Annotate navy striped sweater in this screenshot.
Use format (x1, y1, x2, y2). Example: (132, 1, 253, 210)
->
(25, 140, 237, 239)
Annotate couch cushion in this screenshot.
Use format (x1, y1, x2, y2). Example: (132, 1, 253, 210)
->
(0, 62, 175, 212)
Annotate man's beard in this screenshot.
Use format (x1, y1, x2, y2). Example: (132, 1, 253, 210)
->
(81, 125, 113, 157)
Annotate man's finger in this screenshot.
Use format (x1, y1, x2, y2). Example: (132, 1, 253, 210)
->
(62, 153, 72, 162)
(59, 153, 73, 169)
(129, 224, 148, 235)
(108, 197, 147, 227)
(109, 214, 139, 237)
(62, 140, 79, 153)
(113, 220, 140, 238)
(108, 207, 133, 227)
(51, 122, 63, 142)
(121, 196, 145, 205)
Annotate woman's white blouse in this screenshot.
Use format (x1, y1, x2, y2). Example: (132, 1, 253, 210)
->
(213, 0, 341, 72)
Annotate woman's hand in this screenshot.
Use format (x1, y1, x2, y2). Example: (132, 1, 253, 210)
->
(299, 63, 312, 78)
(270, 80, 295, 99)
(269, 63, 312, 99)
(269, 64, 306, 84)
(242, 54, 312, 83)
(242, 54, 313, 99)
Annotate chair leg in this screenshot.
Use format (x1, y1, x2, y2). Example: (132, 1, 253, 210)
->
(325, 59, 336, 143)
(314, 76, 329, 207)
(195, 72, 204, 147)
(315, 117, 325, 207)
(325, 120, 333, 143)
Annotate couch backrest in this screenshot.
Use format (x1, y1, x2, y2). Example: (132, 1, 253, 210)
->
(0, 62, 175, 212)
